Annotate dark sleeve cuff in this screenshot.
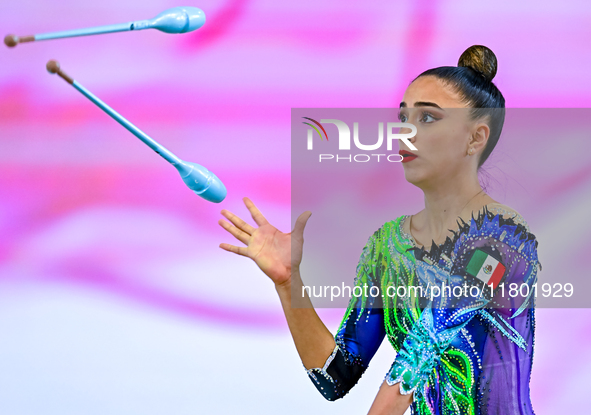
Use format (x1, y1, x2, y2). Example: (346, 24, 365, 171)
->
(307, 343, 367, 401)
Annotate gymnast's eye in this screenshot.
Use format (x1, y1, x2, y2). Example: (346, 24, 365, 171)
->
(398, 112, 408, 122)
(419, 112, 438, 123)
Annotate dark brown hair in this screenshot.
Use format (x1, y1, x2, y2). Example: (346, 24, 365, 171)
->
(415, 45, 505, 169)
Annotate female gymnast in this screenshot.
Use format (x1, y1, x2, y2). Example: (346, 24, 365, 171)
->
(218, 45, 539, 415)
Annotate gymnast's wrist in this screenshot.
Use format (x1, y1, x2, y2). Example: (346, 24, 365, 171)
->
(274, 276, 292, 293)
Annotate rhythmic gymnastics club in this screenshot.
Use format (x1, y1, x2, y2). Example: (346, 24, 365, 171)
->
(46, 60, 227, 203)
(5, 6, 205, 47)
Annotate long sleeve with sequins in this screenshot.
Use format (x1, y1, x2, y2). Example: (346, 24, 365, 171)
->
(307, 228, 386, 401)
(385, 216, 539, 401)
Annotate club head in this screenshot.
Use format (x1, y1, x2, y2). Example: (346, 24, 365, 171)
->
(174, 160, 226, 203)
(149, 7, 206, 34)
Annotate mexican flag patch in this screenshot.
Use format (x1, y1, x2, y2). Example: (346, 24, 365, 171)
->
(466, 249, 506, 290)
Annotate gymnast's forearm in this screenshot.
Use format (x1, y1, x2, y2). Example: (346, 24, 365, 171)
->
(367, 381, 413, 415)
(275, 267, 336, 370)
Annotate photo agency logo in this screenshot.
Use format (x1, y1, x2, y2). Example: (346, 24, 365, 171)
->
(302, 117, 417, 163)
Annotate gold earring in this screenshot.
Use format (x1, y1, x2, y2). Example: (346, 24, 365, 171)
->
(468, 148, 474, 155)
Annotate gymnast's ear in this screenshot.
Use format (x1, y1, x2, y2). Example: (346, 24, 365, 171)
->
(470, 122, 490, 154)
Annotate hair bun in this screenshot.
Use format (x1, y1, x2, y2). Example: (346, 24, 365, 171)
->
(458, 45, 497, 82)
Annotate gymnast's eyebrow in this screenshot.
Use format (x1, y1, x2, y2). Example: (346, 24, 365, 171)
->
(399, 101, 444, 109)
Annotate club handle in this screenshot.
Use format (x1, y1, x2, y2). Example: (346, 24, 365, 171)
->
(72, 81, 181, 165)
(34, 22, 141, 42)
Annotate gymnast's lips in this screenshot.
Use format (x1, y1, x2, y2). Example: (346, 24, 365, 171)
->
(399, 150, 417, 163)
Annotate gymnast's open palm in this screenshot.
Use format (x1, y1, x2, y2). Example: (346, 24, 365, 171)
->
(218, 197, 311, 286)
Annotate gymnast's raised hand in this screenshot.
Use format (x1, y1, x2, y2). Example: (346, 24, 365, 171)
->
(218, 197, 311, 286)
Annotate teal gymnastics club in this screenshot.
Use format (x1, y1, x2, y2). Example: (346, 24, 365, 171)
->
(5, 6, 205, 47)
(46, 60, 227, 203)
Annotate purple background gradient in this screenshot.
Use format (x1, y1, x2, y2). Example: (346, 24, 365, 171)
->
(0, 1, 589, 414)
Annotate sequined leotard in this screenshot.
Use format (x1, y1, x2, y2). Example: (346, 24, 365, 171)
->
(307, 208, 539, 415)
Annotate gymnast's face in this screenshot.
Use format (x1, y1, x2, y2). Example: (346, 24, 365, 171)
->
(397, 76, 489, 189)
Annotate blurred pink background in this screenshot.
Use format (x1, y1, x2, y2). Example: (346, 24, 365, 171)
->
(1, 1, 590, 414)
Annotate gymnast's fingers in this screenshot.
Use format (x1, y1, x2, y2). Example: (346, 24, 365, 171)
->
(243, 197, 269, 227)
(292, 211, 312, 238)
(220, 209, 256, 235)
(219, 243, 249, 257)
(218, 219, 250, 245)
